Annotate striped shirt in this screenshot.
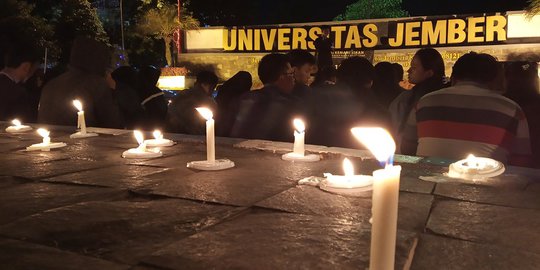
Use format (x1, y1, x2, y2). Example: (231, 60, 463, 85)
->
(406, 82, 532, 166)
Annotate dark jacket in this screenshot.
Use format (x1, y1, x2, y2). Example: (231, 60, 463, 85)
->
(0, 73, 33, 122)
(38, 37, 123, 128)
(166, 86, 216, 135)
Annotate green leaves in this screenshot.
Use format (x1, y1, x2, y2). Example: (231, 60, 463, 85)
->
(334, 0, 409, 21)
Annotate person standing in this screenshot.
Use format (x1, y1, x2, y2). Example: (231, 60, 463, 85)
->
(314, 26, 333, 72)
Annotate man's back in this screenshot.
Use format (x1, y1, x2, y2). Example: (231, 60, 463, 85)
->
(38, 68, 123, 128)
(415, 82, 532, 166)
(0, 73, 33, 122)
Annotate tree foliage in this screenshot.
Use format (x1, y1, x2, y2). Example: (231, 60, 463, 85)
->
(137, 2, 199, 66)
(526, 0, 540, 17)
(335, 0, 408, 20)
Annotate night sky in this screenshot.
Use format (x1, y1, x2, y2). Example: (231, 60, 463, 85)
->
(186, 0, 531, 26)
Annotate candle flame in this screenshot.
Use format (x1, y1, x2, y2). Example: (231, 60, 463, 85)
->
(37, 128, 50, 138)
(134, 130, 144, 145)
(12, 119, 21, 126)
(466, 154, 476, 161)
(343, 158, 354, 176)
(73, 100, 83, 112)
(351, 127, 396, 164)
(293, 118, 305, 133)
(153, 130, 163, 140)
(196, 107, 213, 120)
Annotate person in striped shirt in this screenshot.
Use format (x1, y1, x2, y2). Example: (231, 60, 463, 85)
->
(403, 52, 533, 167)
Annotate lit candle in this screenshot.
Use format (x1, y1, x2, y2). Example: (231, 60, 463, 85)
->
(447, 153, 505, 180)
(73, 100, 86, 134)
(323, 158, 373, 188)
(38, 128, 51, 145)
(5, 119, 32, 133)
(153, 130, 164, 141)
(351, 127, 401, 270)
(292, 118, 305, 156)
(122, 130, 162, 159)
(134, 130, 147, 152)
(196, 107, 215, 162)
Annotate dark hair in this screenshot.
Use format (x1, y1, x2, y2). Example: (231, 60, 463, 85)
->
(391, 63, 404, 81)
(504, 61, 539, 97)
(287, 49, 315, 68)
(69, 36, 111, 76)
(451, 52, 499, 84)
(336, 56, 374, 88)
(414, 48, 445, 79)
(139, 65, 161, 86)
(111, 66, 138, 85)
(196, 70, 219, 86)
(375, 62, 398, 84)
(258, 53, 289, 84)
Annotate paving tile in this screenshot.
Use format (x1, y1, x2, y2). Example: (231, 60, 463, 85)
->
(143, 209, 418, 270)
(427, 200, 540, 251)
(42, 165, 170, 189)
(0, 238, 130, 270)
(411, 233, 540, 270)
(256, 185, 433, 232)
(0, 199, 240, 265)
(434, 182, 540, 210)
(0, 182, 127, 225)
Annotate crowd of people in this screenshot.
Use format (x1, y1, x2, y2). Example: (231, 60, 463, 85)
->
(1, 32, 539, 168)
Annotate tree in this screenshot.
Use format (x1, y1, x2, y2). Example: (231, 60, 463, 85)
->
(527, 0, 540, 16)
(335, 0, 408, 20)
(137, 2, 199, 66)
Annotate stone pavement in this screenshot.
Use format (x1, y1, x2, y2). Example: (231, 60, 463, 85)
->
(1, 124, 540, 269)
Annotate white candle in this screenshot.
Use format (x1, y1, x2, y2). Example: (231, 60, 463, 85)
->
(324, 158, 373, 188)
(73, 100, 87, 134)
(292, 118, 305, 156)
(351, 127, 401, 270)
(5, 119, 32, 133)
(134, 130, 147, 152)
(38, 128, 51, 145)
(196, 107, 215, 162)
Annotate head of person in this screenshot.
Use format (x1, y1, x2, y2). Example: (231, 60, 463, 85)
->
(408, 48, 445, 85)
(451, 52, 500, 88)
(258, 53, 295, 94)
(195, 70, 219, 95)
(111, 66, 138, 86)
(392, 63, 404, 82)
(139, 65, 161, 88)
(0, 18, 42, 83)
(321, 26, 331, 37)
(336, 56, 374, 91)
(374, 61, 398, 85)
(69, 36, 111, 77)
(287, 49, 316, 86)
(504, 61, 539, 96)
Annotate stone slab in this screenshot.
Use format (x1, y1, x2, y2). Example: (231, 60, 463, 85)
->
(0, 238, 130, 270)
(0, 182, 127, 225)
(256, 185, 433, 232)
(42, 165, 170, 189)
(427, 200, 540, 252)
(411, 233, 540, 270)
(434, 182, 540, 210)
(0, 199, 240, 265)
(143, 209, 418, 270)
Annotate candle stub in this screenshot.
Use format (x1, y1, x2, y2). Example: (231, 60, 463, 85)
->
(26, 128, 66, 151)
(122, 130, 162, 159)
(447, 154, 505, 180)
(5, 119, 33, 133)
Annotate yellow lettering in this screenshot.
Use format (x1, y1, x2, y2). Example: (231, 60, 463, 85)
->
(389, 23, 404, 47)
(486, 15, 507, 42)
(238, 29, 252, 51)
(223, 29, 237, 51)
(292, 28, 308, 49)
(467, 17, 485, 42)
(261, 29, 277, 50)
(362, 24, 378, 47)
(254, 29, 261, 50)
(447, 19, 466, 44)
(277, 28, 291, 50)
(331, 26, 347, 49)
(404, 21, 421, 46)
(421, 20, 447, 45)
(344, 26, 361, 49)
(308, 27, 322, 50)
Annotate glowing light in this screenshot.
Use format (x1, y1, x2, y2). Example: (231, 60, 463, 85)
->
(37, 128, 50, 138)
(293, 118, 305, 133)
(153, 130, 163, 140)
(351, 127, 396, 164)
(196, 107, 213, 120)
(12, 119, 21, 126)
(134, 130, 144, 145)
(73, 100, 83, 112)
(343, 158, 354, 176)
